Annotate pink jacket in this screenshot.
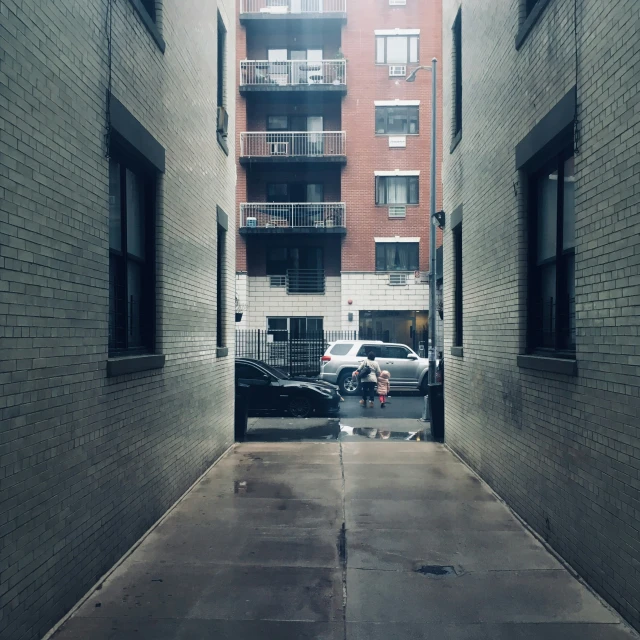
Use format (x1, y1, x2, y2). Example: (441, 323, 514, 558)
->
(376, 378, 390, 396)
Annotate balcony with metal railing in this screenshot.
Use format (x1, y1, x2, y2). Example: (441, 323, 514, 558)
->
(239, 60, 347, 94)
(285, 269, 326, 294)
(239, 203, 346, 235)
(240, 0, 347, 22)
(240, 132, 347, 165)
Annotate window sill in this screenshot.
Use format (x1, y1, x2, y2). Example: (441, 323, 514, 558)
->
(450, 346, 464, 358)
(450, 130, 462, 154)
(128, 0, 166, 53)
(217, 132, 229, 156)
(517, 354, 577, 376)
(217, 347, 229, 358)
(515, 0, 553, 50)
(107, 354, 166, 377)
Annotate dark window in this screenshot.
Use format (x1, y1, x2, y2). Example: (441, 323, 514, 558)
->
(383, 345, 411, 359)
(267, 183, 289, 203)
(217, 13, 227, 109)
(357, 345, 383, 357)
(236, 363, 268, 381)
(290, 317, 323, 338)
(452, 10, 462, 138)
(266, 247, 324, 275)
(140, 0, 156, 21)
(375, 35, 419, 64)
(267, 317, 288, 342)
(217, 224, 227, 349)
(330, 343, 354, 355)
(528, 153, 575, 353)
(453, 225, 463, 347)
(266, 247, 289, 275)
(108, 154, 156, 354)
(375, 242, 419, 272)
(375, 176, 419, 205)
(267, 116, 289, 131)
(375, 106, 419, 135)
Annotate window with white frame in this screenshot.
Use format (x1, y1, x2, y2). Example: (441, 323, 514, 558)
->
(375, 31, 419, 64)
(376, 105, 419, 134)
(375, 240, 419, 272)
(375, 174, 419, 205)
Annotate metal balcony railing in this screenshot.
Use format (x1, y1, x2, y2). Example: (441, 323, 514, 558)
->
(287, 269, 325, 294)
(240, 132, 346, 158)
(241, 203, 346, 229)
(240, 60, 346, 87)
(241, 0, 347, 14)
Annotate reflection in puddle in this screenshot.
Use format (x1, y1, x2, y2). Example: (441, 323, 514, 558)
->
(243, 419, 427, 442)
(338, 425, 422, 441)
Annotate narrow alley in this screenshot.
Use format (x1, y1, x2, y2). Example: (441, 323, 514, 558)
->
(51, 441, 635, 640)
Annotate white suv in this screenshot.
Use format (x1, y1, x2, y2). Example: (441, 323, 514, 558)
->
(319, 340, 431, 395)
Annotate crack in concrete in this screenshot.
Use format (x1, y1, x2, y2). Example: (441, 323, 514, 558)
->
(339, 441, 348, 640)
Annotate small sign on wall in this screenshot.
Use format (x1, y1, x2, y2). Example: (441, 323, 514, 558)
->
(389, 136, 407, 148)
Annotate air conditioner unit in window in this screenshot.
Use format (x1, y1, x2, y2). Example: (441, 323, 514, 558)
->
(389, 273, 408, 286)
(389, 0, 407, 5)
(388, 65, 407, 77)
(270, 142, 289, 156)
(217, 106, 229, 137)
(388, 205, 406, 218)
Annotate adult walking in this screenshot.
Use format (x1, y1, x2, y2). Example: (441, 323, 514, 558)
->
(353, 351, 381, 408)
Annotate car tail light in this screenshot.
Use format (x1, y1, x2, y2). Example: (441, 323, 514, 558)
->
(321, 356, 331, 362)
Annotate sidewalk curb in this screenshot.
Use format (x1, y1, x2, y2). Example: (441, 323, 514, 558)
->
(43, 443, 235, 640)
(445, 444, 640, 638)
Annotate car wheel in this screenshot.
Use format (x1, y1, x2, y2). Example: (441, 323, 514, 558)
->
(339, 371, 360, 396)
(288, 396, 313, 418)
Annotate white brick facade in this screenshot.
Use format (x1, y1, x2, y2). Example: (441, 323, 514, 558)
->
(0, 1, 236, 638)
(442, 0, 640, 630)
(340, 272, 429, 328)
(242, 276, 342, 331)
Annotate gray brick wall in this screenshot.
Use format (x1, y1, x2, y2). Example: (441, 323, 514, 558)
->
(442, 0, 640, 630)
(0, 0, 236, 638)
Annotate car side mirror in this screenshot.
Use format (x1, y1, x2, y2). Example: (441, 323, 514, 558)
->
(407, 354, 418, 360)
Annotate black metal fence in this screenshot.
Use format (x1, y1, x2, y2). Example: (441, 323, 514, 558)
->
(236, 330, 359, 377)
(236, 329, 431, 377)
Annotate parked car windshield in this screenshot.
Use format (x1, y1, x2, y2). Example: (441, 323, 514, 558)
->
(236, 361, 290, 380)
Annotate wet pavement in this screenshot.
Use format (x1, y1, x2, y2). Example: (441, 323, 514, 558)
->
(244, 391, 428, 442)
(51, 441, 638, 640)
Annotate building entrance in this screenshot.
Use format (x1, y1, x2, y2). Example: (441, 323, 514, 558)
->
(359, 310, 429, 353)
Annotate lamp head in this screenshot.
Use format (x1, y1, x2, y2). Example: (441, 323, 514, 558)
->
(405, 69, 418, 82)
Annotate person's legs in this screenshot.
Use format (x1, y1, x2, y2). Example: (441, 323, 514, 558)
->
(360, 381, 368, 406)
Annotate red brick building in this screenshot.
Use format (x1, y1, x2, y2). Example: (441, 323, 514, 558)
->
(235, 0, 442, 351)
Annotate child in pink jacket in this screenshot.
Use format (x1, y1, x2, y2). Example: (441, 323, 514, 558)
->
(377, 370, 390, 408)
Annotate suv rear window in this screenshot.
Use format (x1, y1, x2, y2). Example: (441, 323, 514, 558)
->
(330, 343, 353, 355)
(357, 345, 383, 358)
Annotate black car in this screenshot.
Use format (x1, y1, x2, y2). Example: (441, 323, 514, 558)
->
(235, 358, 341, 418)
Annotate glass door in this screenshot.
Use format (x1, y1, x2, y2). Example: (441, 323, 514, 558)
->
(268, 49, 288, 85)
(307, 116, 324, 155)
(307, 49, 324, 84)
(290, 50, 307, 85)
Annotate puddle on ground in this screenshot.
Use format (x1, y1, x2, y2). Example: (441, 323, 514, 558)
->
(244, 420, 430, 442)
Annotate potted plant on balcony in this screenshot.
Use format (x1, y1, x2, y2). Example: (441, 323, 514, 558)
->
(333, 49, 346, 85)
(235, 296, 245, 323)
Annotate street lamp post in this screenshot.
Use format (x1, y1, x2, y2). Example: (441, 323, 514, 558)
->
(407, 59, 438, 389)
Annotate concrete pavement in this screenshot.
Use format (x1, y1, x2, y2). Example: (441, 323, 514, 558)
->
(51, 442, 637, 640)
